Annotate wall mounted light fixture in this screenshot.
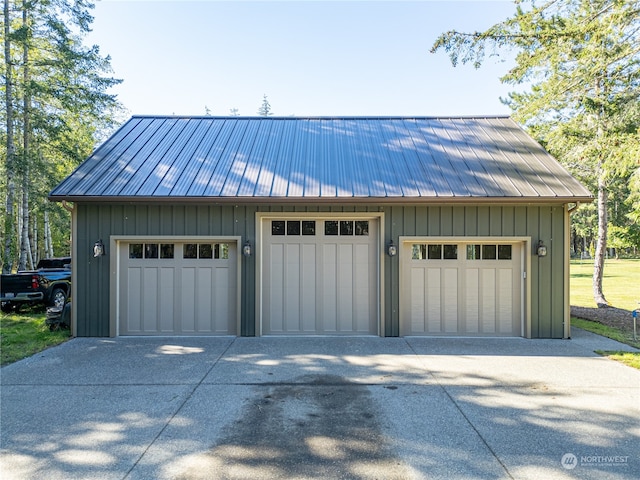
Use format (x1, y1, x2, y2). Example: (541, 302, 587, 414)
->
(387, 240, 397, 257)
(537, 240, 547, 257)
(93, 239, 105, 257)
(243, 240, 252, 257)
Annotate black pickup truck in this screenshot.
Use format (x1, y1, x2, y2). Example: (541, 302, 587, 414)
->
(1, 257, 71, 313)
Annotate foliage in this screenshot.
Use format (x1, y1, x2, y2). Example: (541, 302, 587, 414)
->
(257, 94, 273, 116)
(0, 310, 70, 365)
(1, 0, 124, 272)
(432, 0, 640, 306)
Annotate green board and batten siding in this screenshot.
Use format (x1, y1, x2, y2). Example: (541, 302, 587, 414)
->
(74, 202, 566, 338)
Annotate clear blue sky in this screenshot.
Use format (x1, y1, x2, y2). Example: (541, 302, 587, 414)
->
(88, 0, 519, 117)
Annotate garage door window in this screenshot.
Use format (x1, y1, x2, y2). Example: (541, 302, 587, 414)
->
(324, 220, 369, 236)
(128, 243, 174, 259)
(411, 244, 458, 260)
(160, 244, 174, 259)
(467, 244, 513, 260)
(184, 243, 230, 259)
(272, 220, 316, 236)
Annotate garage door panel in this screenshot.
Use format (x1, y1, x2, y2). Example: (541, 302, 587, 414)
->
(410, 268, 426, 333)
(354, 244, 371, 332)
(301, 244, 317, 332)
(159, 267, 175, 332)
(285, 244, 301, 332)
(427, 268, 441, 333)
(268, 244, 285, 333)
(498, 268, 513, 333)
(196, 268, 213, 332)
(337, 244, 354, 332)
(143, 268, 159, 332)
(126, 267, 142, 333)
(214, 266, 231, 332)
(322, 243, 338, 333)
(180, 267, 196, 332)
(443, 268, 458, 333)
(482, 269, 496, 333)
(465, 269, 480, 333)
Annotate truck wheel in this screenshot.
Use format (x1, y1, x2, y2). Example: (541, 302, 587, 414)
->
(50, 288, 67, 309)
(1, 302, 14, 313)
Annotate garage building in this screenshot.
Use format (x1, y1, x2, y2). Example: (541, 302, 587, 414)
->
(49, 116, 593, 338)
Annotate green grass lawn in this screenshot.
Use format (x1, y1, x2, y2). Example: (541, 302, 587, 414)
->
(571, 258, 640, 369)
(570, 258, 640, 310)
(595, 351, 640, 369)
(0, 311, 70, 366)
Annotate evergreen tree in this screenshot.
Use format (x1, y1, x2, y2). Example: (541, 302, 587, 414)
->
(257, 94, 273, 116)
(432, 0, 640, 307)
(1, 0, 122, 272)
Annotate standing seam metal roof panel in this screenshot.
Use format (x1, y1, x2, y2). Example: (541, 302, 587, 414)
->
(380, 120, 420, 197)
(202, 119, 250, 196)
(493, 117, 580, 198)
(451, 121, 506, 197)
(409, 119, 456, 197)
(49, 116, 594, 203)
(186, 119, 236, 196)
(252, 119, 283, 197)
(153, 120, 216, 196)
(100, 118, 173, 196)
(50, 117, 143, 197)
(168, 119, 225, 196)
(221, 119, 262, 197)
(468, 118, 534, 197)
(410, 119, 457, 196)
(436, 119, 491, 197)
(463, 119, 523, 197)
(118, 118, 189, 196)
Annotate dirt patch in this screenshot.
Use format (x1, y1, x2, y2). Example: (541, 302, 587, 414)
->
(571, 305, 637, 333)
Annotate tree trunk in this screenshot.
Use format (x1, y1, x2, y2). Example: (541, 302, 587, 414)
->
(31, 215, 37, 266)
(44, 208, 53, 258)
(592, 176, 609, 307)
(18, 3, 31, 272)
(3, 0, 16, 273)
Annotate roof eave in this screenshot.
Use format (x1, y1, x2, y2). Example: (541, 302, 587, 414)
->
(48, 194, 595, 206)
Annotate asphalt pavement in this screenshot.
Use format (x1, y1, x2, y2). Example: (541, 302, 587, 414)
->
(1, 328, 638, 480)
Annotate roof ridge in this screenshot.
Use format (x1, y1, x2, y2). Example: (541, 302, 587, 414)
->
(129, 115, 513, 120)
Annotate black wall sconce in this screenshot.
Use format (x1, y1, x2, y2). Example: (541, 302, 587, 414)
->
(93, 239, 105, 257)
(387, 240, 397, 257)
(537, 240, 547, 257)
(243, 240, 252, 257)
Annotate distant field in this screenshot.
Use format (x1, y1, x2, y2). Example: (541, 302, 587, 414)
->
(570, 258, 640, 310)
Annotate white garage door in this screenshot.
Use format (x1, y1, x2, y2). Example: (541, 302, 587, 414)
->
(119, 241, 237, 335)
(401, 241, 523, 336)
(262, 218, 379, 335)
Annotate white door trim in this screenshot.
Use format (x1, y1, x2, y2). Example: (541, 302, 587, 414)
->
(109, 235, 242, 337)
(398, 236, 532, 338)
(255, 212, 385, 336)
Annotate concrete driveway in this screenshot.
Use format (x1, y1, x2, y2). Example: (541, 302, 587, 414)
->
(1, 329, 638, 480)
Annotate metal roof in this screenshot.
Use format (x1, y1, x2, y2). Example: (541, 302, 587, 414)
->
(49, 116, 593, 204)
